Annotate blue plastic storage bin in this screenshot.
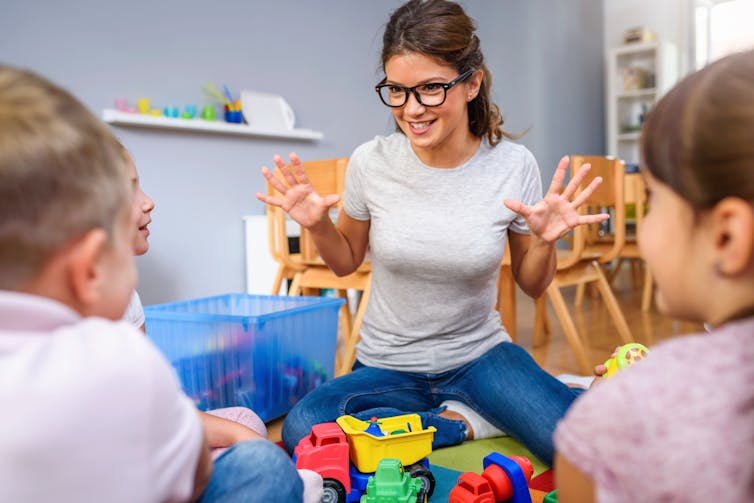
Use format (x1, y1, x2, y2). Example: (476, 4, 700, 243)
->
(145, 293, 344, 422)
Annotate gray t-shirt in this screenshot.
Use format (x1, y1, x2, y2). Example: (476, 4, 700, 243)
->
(343, 133, 542, 372)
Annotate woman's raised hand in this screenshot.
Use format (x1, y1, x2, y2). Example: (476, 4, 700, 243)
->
(255, 152, 341, 228)
(503, 155, 610, 243)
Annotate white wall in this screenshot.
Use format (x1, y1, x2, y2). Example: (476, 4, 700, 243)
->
(2, 0, 605, 305)
(603, 0, 694, 75)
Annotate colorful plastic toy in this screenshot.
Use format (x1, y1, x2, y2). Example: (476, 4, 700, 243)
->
(360, 458, 423, 503)
(293, 413, 436, 502)
(603, 342, 650, 378)
(543, 489, 558, 502)
(449, 452, 533, 503)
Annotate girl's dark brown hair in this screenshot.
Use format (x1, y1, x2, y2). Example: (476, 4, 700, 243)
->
(640, 49, 754, 209)
(381, 0, 517, 146)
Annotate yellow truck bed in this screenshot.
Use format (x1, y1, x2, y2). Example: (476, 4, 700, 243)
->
(335, 413, 436, 473)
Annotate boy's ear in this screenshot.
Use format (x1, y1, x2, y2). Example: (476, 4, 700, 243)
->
(712, 197, 754, 276)
(67, 228, 109, 307)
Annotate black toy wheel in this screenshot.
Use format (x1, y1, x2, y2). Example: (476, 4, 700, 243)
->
(406, 462, 436, 500)
(321, 478, 346, 503)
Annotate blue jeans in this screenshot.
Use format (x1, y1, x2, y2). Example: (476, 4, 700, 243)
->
(282, 342, 579, 466)
(199, 439, 302, 502)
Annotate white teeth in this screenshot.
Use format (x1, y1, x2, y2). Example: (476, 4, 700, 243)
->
(411, 121, 431, 130)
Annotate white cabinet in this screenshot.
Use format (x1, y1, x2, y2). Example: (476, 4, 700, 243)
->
(606, 41, 678, 166)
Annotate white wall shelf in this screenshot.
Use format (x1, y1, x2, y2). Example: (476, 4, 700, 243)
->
(102, 109, 324, 141)
(606, 41, 678, 165)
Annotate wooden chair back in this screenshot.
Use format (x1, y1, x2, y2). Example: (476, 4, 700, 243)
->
(557, 155, 627, 270)
(266, 158, 349, 274)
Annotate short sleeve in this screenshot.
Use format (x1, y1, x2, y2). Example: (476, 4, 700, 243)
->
(342, 144, 370, 221)
(138, 335, 204, 502)
(81, 321, 204, 502)
(122, 290, 145, 329)
(508, 149, 542, 234)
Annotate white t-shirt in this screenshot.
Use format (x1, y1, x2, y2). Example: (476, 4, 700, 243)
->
(123, 290, 145, 329)
(0, 291, 203, 503)
(343, 133, 542, 372)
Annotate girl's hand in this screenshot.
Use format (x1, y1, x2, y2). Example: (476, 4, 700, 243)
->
(255, 152, 341, 229)
(503, 156, 610, 243)
(590, 346, 619, 389)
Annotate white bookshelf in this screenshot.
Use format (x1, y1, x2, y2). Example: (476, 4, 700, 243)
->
(102, 109, 324, 141)
(606, 41, 678, 165)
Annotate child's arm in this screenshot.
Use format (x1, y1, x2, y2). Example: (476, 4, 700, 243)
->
(199, 410, 264, 448)
(554, 452, 596, 503)
(189, 424, 213, 502)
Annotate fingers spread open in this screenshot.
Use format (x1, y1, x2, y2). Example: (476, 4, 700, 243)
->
(273, 154, 298, 187)
(262, 166, 289, 196)
(504, 199, 530, 217)
(546, 156, 570, 194)
(570, 176, 602, 208)
(561, 163, 591, 200)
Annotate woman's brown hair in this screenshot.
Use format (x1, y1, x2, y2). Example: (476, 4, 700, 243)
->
(381, 0, 517, 146)
(640, 49, 754, 209)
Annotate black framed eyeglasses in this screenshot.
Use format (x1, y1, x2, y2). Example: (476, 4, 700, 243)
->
(375, 69, 474, 108)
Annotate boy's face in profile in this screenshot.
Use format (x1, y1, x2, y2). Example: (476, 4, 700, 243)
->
(126, 152, 154, 257)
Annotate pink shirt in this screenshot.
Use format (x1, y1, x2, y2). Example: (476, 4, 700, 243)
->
(554, 316, 754, 502)
(0, 291, 203, 502)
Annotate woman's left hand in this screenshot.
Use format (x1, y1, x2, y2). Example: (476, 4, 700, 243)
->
(504, 155, 610, 243)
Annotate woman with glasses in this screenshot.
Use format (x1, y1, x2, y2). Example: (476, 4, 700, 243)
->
(258, 0, 606, 468)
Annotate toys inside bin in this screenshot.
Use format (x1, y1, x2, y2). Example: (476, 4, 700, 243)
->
(145, 293, 343, 422)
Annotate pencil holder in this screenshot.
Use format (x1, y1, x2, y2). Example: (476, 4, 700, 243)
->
(225, 109, 243, 124)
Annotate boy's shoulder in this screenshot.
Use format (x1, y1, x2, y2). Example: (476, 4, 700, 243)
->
(3, 314, 186, 417)
(0, 303, 202, 501)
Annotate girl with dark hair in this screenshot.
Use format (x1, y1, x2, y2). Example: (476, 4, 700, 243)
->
(258, 0, 607, 466)
(554, 49, 754, 502)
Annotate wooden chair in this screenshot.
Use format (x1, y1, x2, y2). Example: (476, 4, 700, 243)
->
(533, 155, 634, 373)
(265, 157, 372, 377)
(611, 171, 654, 311)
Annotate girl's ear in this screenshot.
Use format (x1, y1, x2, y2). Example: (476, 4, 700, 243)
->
(712, 197, 754, 276)
(67, 228, 109, 308)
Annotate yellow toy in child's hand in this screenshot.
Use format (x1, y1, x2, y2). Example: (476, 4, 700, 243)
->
(603, 343, 650, 378)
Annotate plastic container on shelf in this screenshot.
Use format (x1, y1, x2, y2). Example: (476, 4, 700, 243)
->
(145, 293, 344, 421)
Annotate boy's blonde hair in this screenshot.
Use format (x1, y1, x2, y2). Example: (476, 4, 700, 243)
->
(0, 65, 130, 289)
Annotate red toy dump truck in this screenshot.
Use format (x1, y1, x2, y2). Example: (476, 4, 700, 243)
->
(294, 414, 437, 502)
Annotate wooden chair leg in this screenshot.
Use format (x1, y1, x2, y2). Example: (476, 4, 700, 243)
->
(288, 272, 303, 295)
(271, 266, 286, 295)
(574, 283, 586, 306)
(607, 258, 624, 284)
(592, 261, 633, 345)
(641, 265, 653, 312)
(338, 283, 371, 376)
(532, 295, 550, 347)
(546, 285, 592, 374)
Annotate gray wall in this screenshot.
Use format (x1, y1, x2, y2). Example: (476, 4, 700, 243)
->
(1, 0, 604, 305)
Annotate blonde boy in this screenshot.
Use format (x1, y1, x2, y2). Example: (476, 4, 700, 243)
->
(0, 66, 302, 502)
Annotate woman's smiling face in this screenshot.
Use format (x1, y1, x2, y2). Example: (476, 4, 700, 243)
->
(384, 52, 481, 165)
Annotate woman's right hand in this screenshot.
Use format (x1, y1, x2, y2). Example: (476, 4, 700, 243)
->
(255, 152, 341, 229)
